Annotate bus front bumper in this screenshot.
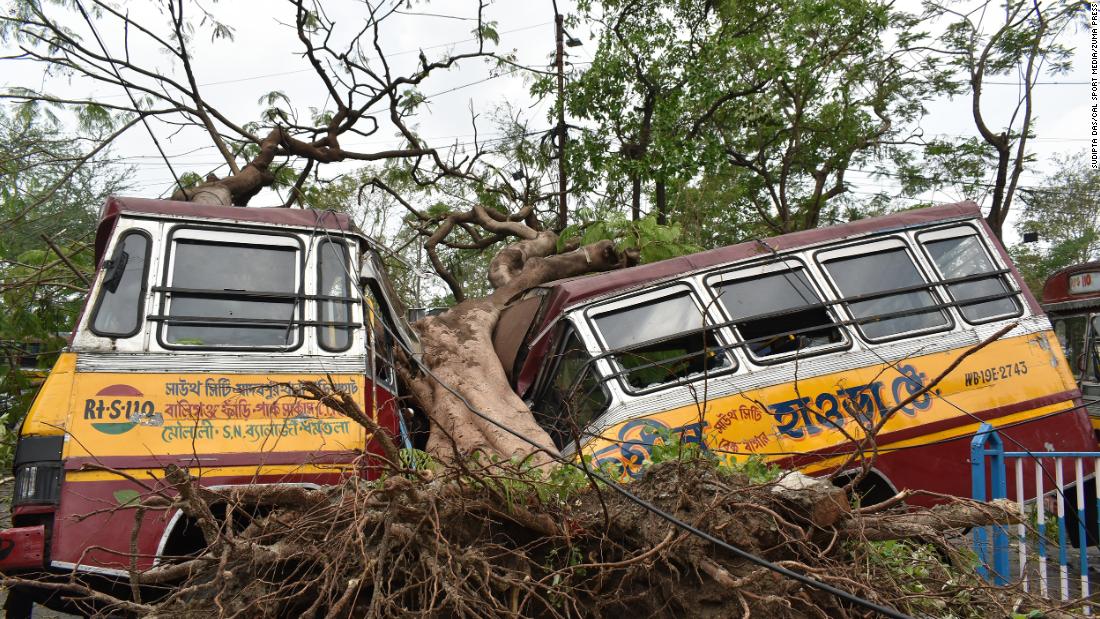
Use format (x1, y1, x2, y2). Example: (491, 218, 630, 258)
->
(0, 525, 46, 570)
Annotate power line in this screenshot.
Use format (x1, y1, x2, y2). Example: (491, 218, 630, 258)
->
(84, 21, 554, 100)
(982, 81, 1089, 85)
(72, 0, 185, 197)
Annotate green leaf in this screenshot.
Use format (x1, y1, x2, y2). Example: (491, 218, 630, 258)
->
(113, 489, 141, 506)
(473, 21, 500, 45)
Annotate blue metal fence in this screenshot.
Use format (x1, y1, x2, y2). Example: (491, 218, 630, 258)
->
(971, 423, 1099, 605)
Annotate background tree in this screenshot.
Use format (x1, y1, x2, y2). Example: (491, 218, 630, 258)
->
(0, 103, 126, 459)
(0, 0, 678, 460)
(1008, 152, 1100, 294)
(561, 0, 937, 235)
(917, 0, 1081, 238)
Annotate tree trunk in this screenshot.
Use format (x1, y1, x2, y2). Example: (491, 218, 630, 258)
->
(402, 235, 634, 463)
(631, 174, 642, 221)
(655, 180, 667, 225)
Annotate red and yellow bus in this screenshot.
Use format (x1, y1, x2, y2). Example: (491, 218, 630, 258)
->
(496, 201, 1096, 505)
(1041, 261, 1100, 428)
(0, 197, 408, 614)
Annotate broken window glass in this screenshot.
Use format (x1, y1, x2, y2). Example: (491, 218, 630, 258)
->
(922, 234, 1019, 323)
(823, 248, 949, 340)
(712, 268, 843, 358)
(593, 290, 730, 390)
(165, 240, 298, 347)
(532, 329, 609, 449)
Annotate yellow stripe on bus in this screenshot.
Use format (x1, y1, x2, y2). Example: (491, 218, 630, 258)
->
(583, 332, 1079, 476)
(64, 462, 359, 483)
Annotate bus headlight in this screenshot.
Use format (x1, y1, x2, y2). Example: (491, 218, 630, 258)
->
(13, 463, 61, 504)
(11, 435, 63, 506)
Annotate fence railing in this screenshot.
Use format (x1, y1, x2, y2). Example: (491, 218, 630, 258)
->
(971, 422, 1099, 606)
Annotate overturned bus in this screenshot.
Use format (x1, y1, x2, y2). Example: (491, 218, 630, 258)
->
(497, 201, 1096, 505)
(0, 197, 412, 613)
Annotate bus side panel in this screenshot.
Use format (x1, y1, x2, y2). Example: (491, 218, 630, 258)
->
(583, 330, 1091, 497)
(363, 382, 401, 461)
(867, 407, 1094, 508)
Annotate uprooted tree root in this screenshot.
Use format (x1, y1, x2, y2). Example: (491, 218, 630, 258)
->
(31, 456, 1090, 619)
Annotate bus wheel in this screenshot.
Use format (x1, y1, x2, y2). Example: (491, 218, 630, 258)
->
(831, 471, 897, 508)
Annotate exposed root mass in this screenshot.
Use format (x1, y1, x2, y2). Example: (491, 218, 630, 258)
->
(24, 456, 1074, 619)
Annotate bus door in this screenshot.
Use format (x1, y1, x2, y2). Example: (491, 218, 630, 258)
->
(1052, 313, 1100, 418)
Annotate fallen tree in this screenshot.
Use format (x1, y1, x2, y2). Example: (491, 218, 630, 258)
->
(5, 449, 1067, 619)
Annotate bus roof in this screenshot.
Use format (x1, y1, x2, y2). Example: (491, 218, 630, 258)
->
(1041, 260, 1100, 312)
(94, 196, 363, 265)
(539, 201, 982, 317)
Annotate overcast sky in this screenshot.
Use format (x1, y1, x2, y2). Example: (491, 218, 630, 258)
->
(2, 0, 1093, 235)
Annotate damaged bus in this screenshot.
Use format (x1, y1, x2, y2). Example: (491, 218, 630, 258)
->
(495, 201, 1096, 505)
(0, 197, 411, 614)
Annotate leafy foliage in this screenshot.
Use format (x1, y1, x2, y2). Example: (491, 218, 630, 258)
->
(915, 0, 1082, 237)
(0, 104, 127, 464)
(556, 0, 936, 235)
(1008, 152, 1100, 295)
(559, 211, 701, 263)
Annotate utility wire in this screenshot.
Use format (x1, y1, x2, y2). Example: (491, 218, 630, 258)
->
(72, 0, 186, 198)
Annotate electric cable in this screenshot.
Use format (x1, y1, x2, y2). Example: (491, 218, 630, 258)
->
(72, 0, 187, 198)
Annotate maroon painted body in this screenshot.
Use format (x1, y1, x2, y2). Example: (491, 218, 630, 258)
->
(0, 526, 46, 571)
(1042, 261, 1100, 307)
(16, 384, 398, 575)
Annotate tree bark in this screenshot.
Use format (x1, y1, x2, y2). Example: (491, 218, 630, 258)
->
(404, 236, 633, 463)
(631, 174, 642, 221)
(655, 180, 667, 225)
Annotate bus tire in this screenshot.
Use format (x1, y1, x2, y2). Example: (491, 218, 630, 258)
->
(831, 471, 898, 507)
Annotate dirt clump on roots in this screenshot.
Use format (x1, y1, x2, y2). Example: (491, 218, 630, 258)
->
(75, 453, 1067, 619)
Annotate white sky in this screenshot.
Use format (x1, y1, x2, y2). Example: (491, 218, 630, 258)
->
(1, 0, 1093, 239)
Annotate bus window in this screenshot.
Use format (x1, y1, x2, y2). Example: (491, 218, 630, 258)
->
(592, 289, 731, 390)
(532, 328, 609, 449)
(821, 245, 950, 341)
(90, 231, 150, 338)
(317, 239, 352, 351)
(363, 286, 395, 386)
(163, 236, 300, 348)
(1053, 317, 1087, 380)
(920, 231, 1019, 323)
(709, 266, 844, 360)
